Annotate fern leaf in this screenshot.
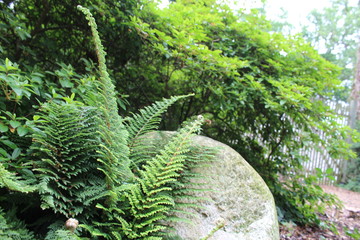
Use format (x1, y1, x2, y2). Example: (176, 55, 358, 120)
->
(77, 5, 132, 189)
(126, 95, 194, 170)
(0, 163, 35, 193)
(31, 102, 106, 219)
(126, 94, 194, 142)
(0, 207, 35, 240)
(120, 116, 205, 238)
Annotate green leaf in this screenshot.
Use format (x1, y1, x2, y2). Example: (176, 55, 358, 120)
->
(0, 148, 7, 157)
(17, 126, 29, 136)
(0, 123, 8, 132)
(1, 140, 17, 149)
(325, 168, 334, 175)
(5, 58, 18, 71)
(12, 86, 23, 96)
(59, 78, 74, 88)
(11, 148, 21, 159)
(327, 175, 336, 181)
(9, 120, 21, 128)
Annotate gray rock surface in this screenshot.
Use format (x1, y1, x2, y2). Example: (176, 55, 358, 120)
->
(151, 131, 279, 240)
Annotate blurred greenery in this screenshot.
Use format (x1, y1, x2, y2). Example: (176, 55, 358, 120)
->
(302, 0, 360, 100)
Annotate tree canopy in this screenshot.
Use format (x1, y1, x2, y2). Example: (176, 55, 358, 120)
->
(303, 0, 360, 99)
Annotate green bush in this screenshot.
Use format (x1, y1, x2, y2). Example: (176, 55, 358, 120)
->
(340, 141, 360, 192)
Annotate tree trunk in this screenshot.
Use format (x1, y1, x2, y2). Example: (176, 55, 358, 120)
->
(350, 45, 360, 122)
(344, 44, 360, 182)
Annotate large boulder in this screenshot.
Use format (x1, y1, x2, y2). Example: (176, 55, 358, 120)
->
(151, 131, 279, 240)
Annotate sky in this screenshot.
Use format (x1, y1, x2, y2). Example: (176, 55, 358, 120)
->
(159, 0, 334, 32)
(224, 0, 336, 33)
(264, 0, 332, 27)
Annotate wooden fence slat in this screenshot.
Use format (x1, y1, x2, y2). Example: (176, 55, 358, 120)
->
(301, 101, 350, 185)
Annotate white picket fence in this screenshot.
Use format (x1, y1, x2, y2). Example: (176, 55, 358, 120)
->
(301, 100, 351, 185)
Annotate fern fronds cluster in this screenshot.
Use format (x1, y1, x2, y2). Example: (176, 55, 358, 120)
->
(31, 102, 105, 218)
(0, 6, 215, 240)
(88, 116, 206, 239)
(0, 207, 35, 240)
(127, 116, 205, 239)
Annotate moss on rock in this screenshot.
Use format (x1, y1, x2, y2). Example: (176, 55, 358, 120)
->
(151, 131, 279, 240)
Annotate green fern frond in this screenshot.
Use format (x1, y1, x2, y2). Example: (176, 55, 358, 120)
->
(126, 94, 194, 143)
(0, 163, 35, 193)
(0, 207, 35, 240)
(122, 116, 205, 238)
(82, 117, 207, 239)
(44, 221, 80, 240)
(77, 5, 132, 187)
(32, 101, 106, 219)
(126, 94, 194, 168)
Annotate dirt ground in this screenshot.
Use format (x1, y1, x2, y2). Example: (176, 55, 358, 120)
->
(322, 185, 360, 212)
(280, 185, 360, 240)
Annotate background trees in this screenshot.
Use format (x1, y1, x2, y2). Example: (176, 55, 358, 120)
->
(302, 0, 360, 191)
(0, 0, 357, 236)
(303, 0, 360, 86)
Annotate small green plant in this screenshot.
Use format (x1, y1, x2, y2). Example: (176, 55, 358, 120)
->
(345, 227, 360, 240)
(340, 141, 360, 192)
(200, 218, 226, 240)
(275, 172, 342, 225)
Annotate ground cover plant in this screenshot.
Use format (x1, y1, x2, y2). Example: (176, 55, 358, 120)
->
(0, 6, 215, 239)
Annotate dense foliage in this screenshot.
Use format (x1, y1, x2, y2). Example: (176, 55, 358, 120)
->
(0, 5, 215, 239)
(342, 143, 360, 192)
(124, 0, 355, 225)
(0, 0, 357, 234)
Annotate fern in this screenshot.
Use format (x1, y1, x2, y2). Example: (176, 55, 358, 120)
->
(77, 6, 132, 191)
(84, 116, 206, 239)
(0, 207, 35, 240)
(31, 101, 106, 219)
(126, 94, 194, 142)
(137, 133, 217, 235)
(126, 94, 194, 168)
(0, 163, 35, 193)
(21, 6, 216, 240)
(75, 6, 216, 239)
(45, 221, 80, 240)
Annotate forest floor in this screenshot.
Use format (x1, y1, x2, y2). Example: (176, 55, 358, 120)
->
(280, 185, 360, 240)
